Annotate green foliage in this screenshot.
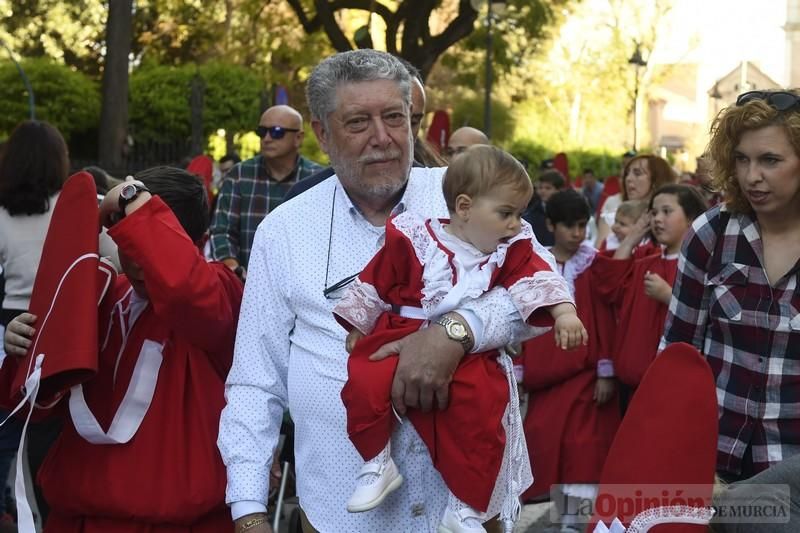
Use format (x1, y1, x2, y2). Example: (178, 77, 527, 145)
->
(508, 138, 621, 178)
(446, 0, 570, 87)
(197, 61, 263, 136)
(451, 96, 515, 145)
(129, 63, 194, 142)
(506, 138, 553, 172)
(129, 62, 264, 143)
(0, 58, 100, 139)
(0, 0, 106, 77)
(300, 123, 327, 166)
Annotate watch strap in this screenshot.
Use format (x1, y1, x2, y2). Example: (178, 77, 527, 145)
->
(435, 315, 472, 348)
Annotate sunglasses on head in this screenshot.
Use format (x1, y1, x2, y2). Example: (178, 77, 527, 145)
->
(735, 91, 800, 112)
(255, 125, 300, 139)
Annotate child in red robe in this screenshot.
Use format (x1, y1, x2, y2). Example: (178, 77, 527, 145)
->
(3, 167, 242, 532)
(333, 146, 586, 533)
(592, 184, 707, 411)
(520, 190, 620, 531)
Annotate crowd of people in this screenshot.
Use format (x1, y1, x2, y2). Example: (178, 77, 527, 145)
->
(0, 48, 798, 533)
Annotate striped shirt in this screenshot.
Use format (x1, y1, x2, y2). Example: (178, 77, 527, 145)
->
(661, 203, 800, 478)
(210, 154, 323, 267)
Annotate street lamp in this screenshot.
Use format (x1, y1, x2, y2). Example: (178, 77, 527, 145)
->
(0, 39, 35, 120)
(628, 43, 647, 151)
(476, 0, 505, 141)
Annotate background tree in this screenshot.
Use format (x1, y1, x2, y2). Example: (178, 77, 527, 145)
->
(98, 0, 134, 171)
(0, 0, 106, 76)
(285, 0, 570, 80)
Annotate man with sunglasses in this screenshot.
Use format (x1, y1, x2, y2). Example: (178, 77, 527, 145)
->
(220, 49, 558, 533)
(210, 105, 322, 276)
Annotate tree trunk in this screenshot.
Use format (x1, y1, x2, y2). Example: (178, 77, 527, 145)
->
(98, 0, 134, 173)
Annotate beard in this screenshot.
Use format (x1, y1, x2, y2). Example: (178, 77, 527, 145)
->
(329, 143, 412, 203)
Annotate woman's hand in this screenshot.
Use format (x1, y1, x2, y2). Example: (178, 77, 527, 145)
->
(3, 313, 37, 357)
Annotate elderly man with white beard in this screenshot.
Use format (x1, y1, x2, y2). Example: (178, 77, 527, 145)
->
(218, 49, 556, 533)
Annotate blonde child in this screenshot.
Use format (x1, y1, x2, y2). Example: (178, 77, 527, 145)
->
(592, 184, 708, 411)
(606, 200, 648, 250)
(334, 145, 586, 533)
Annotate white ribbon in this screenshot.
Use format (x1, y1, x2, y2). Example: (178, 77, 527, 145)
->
(0, 354, 45, 533)
(68, 339, 164, 444)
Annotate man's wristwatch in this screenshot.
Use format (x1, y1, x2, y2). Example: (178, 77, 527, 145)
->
(118, 183, 150, 215)
(435, 315, 473, 351)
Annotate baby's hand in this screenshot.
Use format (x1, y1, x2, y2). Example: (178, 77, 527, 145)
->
(345, 329, 365, 353)
(554, 313, 588, 350)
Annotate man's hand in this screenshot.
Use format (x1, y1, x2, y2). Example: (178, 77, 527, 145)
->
(644, 271, 672, 305)
(234, 513, 272, 533)
(593, 377, 616, 405)
(268, 447, 282, 497)
(369, 320, 466, 414)
(345, 329, 364, 353)
(3, 313, 37, 357)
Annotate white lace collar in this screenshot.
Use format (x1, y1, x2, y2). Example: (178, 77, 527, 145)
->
(553, 241, 597, 297)
(594, 505, 715, 533)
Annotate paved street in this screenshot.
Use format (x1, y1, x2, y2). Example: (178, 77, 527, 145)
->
(516, 501, 556, 532)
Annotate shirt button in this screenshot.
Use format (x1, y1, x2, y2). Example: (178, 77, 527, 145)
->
(411, 503, 425, 517)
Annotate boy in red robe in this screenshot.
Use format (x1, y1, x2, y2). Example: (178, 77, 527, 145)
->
(520, 190, 620, 531)
(3, 167, 242, 532)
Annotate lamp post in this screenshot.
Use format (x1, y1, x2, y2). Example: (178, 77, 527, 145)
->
(0, 39, 35, 120)
(480, 0, 505, 141)
(628, 44, 647, 151)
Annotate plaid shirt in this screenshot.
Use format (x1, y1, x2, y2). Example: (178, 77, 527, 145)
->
(210, 154, 323, 267)
(662, 204, 800, 478)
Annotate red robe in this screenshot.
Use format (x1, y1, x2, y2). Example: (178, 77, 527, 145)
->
(592, 248, 678, 388)
(334, 213, 572, 512)
(29, 198, 241, 532)
(521, 245, 620, 500)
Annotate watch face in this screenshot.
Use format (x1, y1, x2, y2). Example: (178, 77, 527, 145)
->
(448, 322, 468, 339)
(120, 184, 138, 200)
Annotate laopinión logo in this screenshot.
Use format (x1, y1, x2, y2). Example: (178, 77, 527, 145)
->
(547, 484, 790, 525)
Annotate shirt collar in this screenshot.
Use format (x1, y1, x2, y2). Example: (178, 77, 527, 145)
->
(336, 178, 409, 221)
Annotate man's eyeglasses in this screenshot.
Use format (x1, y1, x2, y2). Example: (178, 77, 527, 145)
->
(736, 91, 800, 112)
(255, 125, 300, 140)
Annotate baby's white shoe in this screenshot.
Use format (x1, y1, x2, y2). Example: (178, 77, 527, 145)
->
(437, 493, 487, 533)
(346, 446, 403, 513)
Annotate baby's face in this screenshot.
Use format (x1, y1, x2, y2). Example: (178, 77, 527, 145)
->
(612, 213, 636, 242)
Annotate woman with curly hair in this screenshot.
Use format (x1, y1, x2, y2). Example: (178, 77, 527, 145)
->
(595, 154, 677, 250)
(662, 90, 800, 483)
